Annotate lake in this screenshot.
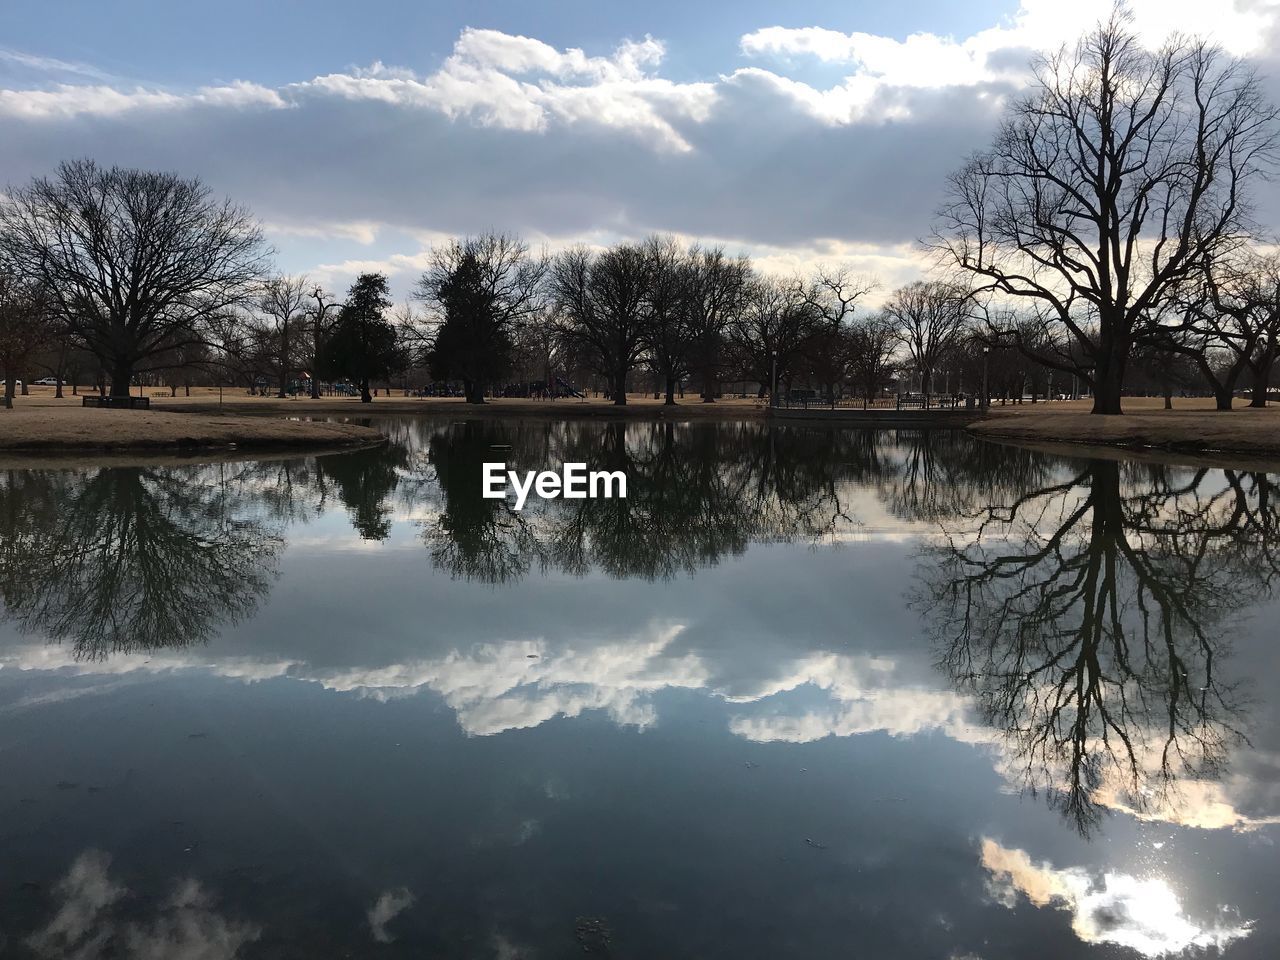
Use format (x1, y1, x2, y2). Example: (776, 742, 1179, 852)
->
(1, 417, 1277, 959)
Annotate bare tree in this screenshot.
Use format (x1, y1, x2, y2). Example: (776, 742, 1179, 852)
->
(726, 276, 815, 398)
(640, 235, 694, 405)
(846, 313, 899, 402)
(0, 159, 269, 397)
(882, 280, 970, 396)
(685, 246, 749, 402)
(0, 268, 53, 408)
(258, 274, 310, 398)
(306, 285, 344, 398)
(800, 267, 875, 332)
(932, 12, 1278, 414)
(550, 243, 650, 405)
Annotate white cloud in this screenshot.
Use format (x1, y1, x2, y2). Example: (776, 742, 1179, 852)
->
(739, 0, 1280, 122)
(0, 0, 1276, 288)
(291, 29, 714, 152)
(0, 48, 113, 81)
(0, 84, 181, 118)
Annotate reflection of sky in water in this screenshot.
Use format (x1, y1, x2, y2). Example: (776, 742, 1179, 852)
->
(0, 419, 1278, 958)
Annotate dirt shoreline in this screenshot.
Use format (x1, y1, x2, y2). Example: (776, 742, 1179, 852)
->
(0, 405, 385, 455)
(4, 391, 1280, 464)
(967, 400, 1280, 460)
(171, 395, 771, 421)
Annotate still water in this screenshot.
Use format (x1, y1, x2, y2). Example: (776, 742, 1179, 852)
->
(1, 418, 1277, 959)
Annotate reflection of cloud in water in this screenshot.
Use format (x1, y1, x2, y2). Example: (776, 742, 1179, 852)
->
(367, 887, 414, 944)
(26, 850, 259, 960)
(1090, 761, 1280, 832)
(723, 651, 991, 745)
(5, 632, 1277, 833)
(319, 623, 705, 734)
(980, 838, 1252, 957)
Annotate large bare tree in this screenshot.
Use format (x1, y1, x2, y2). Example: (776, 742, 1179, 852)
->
(0, 268, 54, 408)
(550, 243, 650, 405)
(257, 274, 310, 398)
(0, 159, 268, 397)
(882, 280, 970, 396)
(1172, 250, 1280, 409)
(932, 13, 1277, 414)
(640, 235, 694, 406)
(684, 245, 749, 402)
(726, 276, 815, 398)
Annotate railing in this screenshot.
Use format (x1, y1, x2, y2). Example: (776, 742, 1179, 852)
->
(774, 393, 974, 411)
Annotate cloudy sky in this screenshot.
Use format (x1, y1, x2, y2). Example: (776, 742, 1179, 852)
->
(3, 0, 1279, 300)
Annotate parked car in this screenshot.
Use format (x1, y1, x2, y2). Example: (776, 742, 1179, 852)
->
(33, 377, 59, 386)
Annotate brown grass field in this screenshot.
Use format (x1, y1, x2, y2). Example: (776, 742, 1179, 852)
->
(0, 392, 383, 453)
(970, 396, 1280, 458)
(3, 386, 1280, 460)
(2, 385, 770, 420)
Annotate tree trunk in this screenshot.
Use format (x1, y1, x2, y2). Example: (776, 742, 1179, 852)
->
(1091, 350, 1126, 415)
(1249, 353, 1274, 408)
(3, 374, 14, 409)
(55, 378, 64, 399)
(665, 377, 676, 405)
(614, 368, 628, 406)
(109, 359, 133, 399)
(360, 377, 372, 403)
(278, 326, 290, 398)
(1217, 362, 1244, 411)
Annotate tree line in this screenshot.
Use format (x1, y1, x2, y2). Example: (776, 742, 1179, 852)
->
(2, 11, 1278, 413)
(0, 168, 978, 409)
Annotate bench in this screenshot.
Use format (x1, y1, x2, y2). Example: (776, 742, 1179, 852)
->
(82, 395, 151, 409)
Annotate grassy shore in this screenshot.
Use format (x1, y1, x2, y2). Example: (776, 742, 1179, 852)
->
(0, 400, 384, 453)
(5, 387, 770, 420)
(970, 397, 1280, 459)
(6, 387, 1280, 461)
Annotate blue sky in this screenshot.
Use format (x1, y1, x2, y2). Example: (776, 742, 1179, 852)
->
(2, 0, 1277, 300)
(4, 1, 1017, 86)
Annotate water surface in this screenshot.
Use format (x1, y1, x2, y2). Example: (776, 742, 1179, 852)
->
(1, 418, 1277, 958)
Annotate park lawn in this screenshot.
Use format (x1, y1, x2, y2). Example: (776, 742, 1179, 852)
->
(971, 397, 1280, 458)
(0, 403, 383, 453)
(5, 386, 771, 420)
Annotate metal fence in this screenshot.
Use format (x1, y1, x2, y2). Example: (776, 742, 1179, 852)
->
(774, 394, 975, 411)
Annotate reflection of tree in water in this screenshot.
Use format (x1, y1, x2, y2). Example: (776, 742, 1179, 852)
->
(0, 466, 282, 660)
(875, 429, 1055, 523)
(423, 421, 546, 582)
(415, 419, 869, 582)
(224, 427, 412, 541)
(314, 440, 411, 540)
(916, 457, 1279, 835)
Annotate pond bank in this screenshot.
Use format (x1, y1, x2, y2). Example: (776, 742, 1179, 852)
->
(0, 405, 385, 454)
(968, 400, 1280, 460)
